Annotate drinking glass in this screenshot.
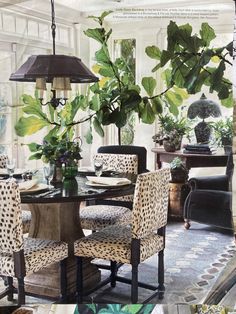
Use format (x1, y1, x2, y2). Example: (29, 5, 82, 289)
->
(43, 164, 55, 188)
(94, 159, 103, 177)
(6, 158, 16, 180)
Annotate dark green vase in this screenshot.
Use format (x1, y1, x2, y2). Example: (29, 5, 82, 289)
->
(63, 163, 78, 179)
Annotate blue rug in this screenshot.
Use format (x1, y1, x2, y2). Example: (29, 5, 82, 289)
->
(88, 221, 235, 304)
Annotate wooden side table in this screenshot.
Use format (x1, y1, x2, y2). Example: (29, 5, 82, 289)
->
(151, 147, 228, 170)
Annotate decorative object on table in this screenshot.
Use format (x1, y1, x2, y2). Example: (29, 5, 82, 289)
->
(183, 143, 217, 155)
(212, 117, 233, 154)
(9, 0, 98, 109)
(152, 114, 191, 152)
(6, 157, 16, 180)
(187, 94, 221, 143)
(169, 157, 189, 183)
(28, 136, 82, 183)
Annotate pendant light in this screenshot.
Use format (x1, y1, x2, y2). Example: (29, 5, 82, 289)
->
(9, 0, 99, 109)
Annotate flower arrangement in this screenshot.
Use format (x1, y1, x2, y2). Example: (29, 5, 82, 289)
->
(28, 136, 82, 166)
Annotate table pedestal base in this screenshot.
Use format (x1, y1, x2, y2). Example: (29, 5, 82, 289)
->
(25, 202, 101, 299)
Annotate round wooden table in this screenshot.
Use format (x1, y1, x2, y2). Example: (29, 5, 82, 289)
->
(20, 175, 135, 300)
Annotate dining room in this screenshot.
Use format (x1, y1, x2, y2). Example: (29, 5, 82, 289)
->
(0, 0, 235, 311)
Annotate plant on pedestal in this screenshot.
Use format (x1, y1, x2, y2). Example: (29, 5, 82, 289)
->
(212, 117, 233, 154)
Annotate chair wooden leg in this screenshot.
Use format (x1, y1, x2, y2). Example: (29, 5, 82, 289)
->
(110, 261, 117, 288)
(158, 250, 165, 299)
(76, 256, 83, 303)
(17, 277, 25, 305)
(60, 259, 67, 303)
(131, 263, 138, 303)
(7, 277, 14, 301)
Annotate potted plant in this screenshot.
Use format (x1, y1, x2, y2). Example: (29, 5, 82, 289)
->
(152, 114, 191, 152)
(212, 117, 233, 154)
(170, 157, 189, 183)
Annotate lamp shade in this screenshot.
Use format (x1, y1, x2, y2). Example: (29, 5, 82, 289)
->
(187, 93, 221, 120)
(9, 55, 99, 83)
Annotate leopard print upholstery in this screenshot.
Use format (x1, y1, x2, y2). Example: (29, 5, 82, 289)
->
(80, 153, 138, 230)
(21, 210, 31, 234)
(93, 153, 138, 174)
(0, 180, 68, 278)
(80, 205, 132, 230)
(74, 169, 170, 263)
(132, 168, 170, 238)
(0, 154, 8, 168)
(0, 180, 23, 253)
(1, 238, 68, 277)
(74, 225, 163, 264)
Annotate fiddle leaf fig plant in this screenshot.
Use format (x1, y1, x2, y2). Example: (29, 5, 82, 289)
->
(14, 92, 96, 160)
(146, 21, 233, 107)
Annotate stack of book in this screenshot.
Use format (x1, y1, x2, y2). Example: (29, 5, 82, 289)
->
(183, 144, 216, 155)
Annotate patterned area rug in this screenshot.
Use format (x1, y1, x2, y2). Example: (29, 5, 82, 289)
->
(0, 221, 235, 306)
(87, 221, 235, 304)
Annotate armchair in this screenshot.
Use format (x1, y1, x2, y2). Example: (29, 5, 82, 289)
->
(184, 153, 233, 230)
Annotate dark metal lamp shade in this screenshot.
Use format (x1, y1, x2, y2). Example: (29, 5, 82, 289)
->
(9, 55, 99, 83)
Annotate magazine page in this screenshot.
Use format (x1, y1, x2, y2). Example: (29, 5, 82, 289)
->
(0, 0, 235, 313)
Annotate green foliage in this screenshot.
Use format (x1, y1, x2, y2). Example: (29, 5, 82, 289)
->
(212, 117, 233, 146)
(147, 20, 232, 105)
(28, 136, 82, 165)
(74, 304, 155, 314)
(15, 93, 96, 159)
(170, 157, 187, 170)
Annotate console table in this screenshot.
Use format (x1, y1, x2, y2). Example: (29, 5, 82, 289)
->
(151, 147, 228, 170)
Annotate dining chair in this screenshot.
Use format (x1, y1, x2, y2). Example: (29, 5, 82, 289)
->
(80, 153, 138, 231)
(0, 154, 31, 234)
(0, 180, 68, 305)
(74, 168, 170, 303)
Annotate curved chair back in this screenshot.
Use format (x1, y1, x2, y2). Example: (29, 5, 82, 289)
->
(97, 145, 147, 173)
(0, 180, 23, 253)
(0, 154, 8, 168)
(94, 153, 138, 174)
(132, 168, 170, 239)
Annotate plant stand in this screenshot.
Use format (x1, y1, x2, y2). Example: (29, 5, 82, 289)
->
(168, 182, 189, 219)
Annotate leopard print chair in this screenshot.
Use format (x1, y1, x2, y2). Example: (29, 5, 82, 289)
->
(0, 154, 31, 234)
(80, 153, 138, 231)
(0, 180, 68, 305)
(0, 154, 8, 168)
(75, 168, 170, 303)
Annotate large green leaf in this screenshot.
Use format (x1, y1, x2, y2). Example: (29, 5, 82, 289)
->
(100, 10, 113, 22)
(95, 45, 111, 65)
(99, 65, 115, 77)
(15, 116, 49, 136)
(93, 117, 105, 137)
(221, 92, 233, 108)
(199, 49, 214, 66)
(210, 60, 226, 91)
(141, 77, 156, 97)
(165, 90, 182, 116)
(27, 142, 41, 152)
(83, 28, 105, 44)
(90, 94, 101, 111)
(160, 50, 172, 67)
(151, 97, 163, 114)
(84, 127, 93, 144)
(23, 106, 48, 120)
(145, 45, 161, 60)
(141, 102, 155, 124)
(28, 152, 43, 160)
(200, 23, 216, 47)
(121, 90, 142, 110)
(21, 94, 39, 107)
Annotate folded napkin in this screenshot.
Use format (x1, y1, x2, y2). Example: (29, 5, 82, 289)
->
(18, 179, 38, 190)
(86, 176, 131, 186)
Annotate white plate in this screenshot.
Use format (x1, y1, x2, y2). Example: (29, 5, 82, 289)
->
(0, 168, 25, 176)
(20, 183, 49, 194)
(86, 181, 130, 188)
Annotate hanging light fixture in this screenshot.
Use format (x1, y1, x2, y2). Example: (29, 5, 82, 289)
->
(9, 0, 99, 109)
